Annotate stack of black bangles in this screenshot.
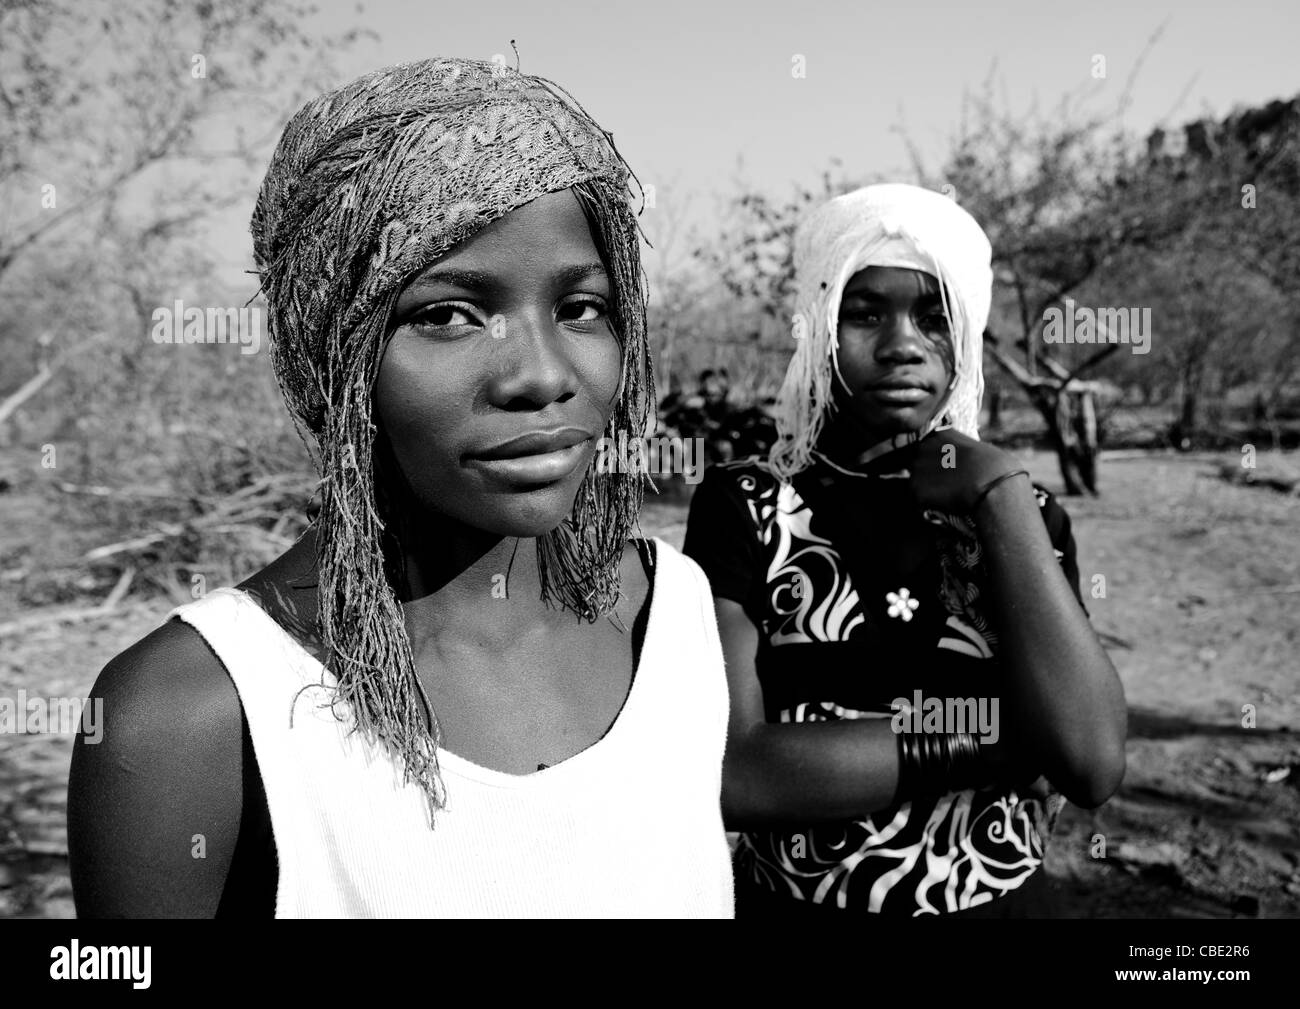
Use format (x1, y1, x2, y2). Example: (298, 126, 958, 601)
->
(895, 731, 991, 801)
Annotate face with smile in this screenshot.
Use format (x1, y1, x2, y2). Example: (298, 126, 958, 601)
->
(831, 265, 955, 444)
(373, 188, 622, 539)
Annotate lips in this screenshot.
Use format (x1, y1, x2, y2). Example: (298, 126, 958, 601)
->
(465, 427, 594, 486)
(866, 377, 933, 404)
(868, 376, 932, 393)
(471, 428, 592, 461)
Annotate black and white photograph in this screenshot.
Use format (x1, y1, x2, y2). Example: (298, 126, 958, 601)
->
(0, 0, 1296, 974)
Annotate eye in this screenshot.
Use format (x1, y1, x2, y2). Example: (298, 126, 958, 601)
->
(558, 296, 608, 324)
(840, 306, 883, 326)
(920, 312, 951, 335)
(409, 302, 482, 329)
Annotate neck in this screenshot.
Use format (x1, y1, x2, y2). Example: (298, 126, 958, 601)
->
(400, 516, 532, 597)
(817, 413, 919, 470)
(404, 511, 553, 621)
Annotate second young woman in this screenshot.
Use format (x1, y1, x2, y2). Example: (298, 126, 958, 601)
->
(685, 183, 1127, 917)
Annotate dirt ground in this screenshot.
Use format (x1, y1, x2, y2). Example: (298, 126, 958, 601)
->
(1, 447, 1297, 918)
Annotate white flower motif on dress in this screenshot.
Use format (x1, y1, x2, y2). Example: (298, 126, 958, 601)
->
(886, 587, 919, 621)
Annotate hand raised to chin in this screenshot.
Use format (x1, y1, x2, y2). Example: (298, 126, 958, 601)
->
(899, 428, 1030, 514)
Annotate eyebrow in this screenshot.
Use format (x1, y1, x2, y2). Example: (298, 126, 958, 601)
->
(407, 262, 609, 293)
(841, 287, 945, 304)
(554, 263, 610, 287)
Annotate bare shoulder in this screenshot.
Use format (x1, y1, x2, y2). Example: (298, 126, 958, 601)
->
(68, 609, 247, 916)
(89, 615, 242, 746)
(67, 530, 322, 916)
(87, 526, 318, 735)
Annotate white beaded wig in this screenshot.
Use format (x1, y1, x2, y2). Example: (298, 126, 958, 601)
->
(770, 183, 994, 479)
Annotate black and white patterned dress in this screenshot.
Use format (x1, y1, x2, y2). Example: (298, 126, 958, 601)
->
(683, 453, 1084, 915)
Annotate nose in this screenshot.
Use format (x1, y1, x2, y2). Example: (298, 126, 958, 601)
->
(874, 310, 926, 365)
(485, 310, 580, 410)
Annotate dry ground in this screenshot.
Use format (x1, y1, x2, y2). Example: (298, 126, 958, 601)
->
(1, 448, 1297, 917)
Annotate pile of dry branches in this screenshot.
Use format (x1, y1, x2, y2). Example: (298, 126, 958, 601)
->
(0, 472, 316, 638)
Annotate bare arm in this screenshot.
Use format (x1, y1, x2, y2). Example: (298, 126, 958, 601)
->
(904, 429, 1128, 809)
(67, 620, 247, 917)
(973, 475, 1127, 808)
(715, 597, 905, 828)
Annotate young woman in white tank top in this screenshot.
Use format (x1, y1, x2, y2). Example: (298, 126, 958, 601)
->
(67, 58, 734, 918)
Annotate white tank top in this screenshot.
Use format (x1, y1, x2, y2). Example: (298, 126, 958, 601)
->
(168, 538, 735, 918)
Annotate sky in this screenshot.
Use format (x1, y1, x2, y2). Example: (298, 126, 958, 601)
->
(316, 0, 1299, 201)
(203, 0, 1300, 282)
